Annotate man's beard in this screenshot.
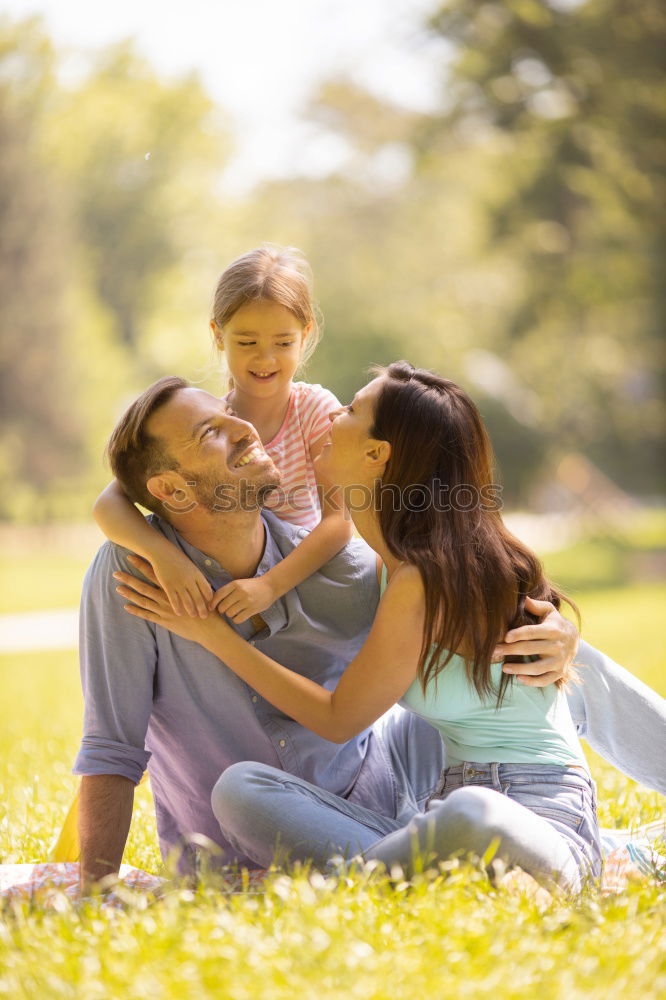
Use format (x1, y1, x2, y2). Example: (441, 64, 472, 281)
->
(178, 465, 282, 515)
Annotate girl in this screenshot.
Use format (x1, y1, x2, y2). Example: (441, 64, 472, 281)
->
(94, 246, 353, 623)
(115, 362, 602, 892)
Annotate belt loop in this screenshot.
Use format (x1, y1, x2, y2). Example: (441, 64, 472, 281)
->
(491, 762, 501, 790)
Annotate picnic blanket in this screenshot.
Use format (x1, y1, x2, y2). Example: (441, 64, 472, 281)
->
(2, 822, 663, 910)
(0, 862, 268, 911)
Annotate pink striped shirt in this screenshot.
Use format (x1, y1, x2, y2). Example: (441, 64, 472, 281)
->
(258, 382, 341, 530)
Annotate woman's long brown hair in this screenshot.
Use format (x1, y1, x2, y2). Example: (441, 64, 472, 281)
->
(370, 361, 578, 703)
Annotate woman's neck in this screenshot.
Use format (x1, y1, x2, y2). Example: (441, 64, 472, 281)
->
(351, 508, 402, 578)
(228, 382, 293, 445)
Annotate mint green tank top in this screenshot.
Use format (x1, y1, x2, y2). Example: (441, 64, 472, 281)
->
(381, 568, 587, 769)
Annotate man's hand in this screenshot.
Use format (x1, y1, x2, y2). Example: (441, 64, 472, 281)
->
(209, 575, 279, 624)
(79, 774, 134, 893)
(494, 596, 579, 688)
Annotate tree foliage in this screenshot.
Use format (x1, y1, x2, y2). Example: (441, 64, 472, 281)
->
(422, 0, 665, 486)
(1, 5, 663, 519)
(0, 20, 83, 515)
(0, 19, 230, 518)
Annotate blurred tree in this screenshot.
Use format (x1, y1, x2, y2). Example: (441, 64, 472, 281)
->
(0, 19, 233, 519)
(239, 78, 548, 497)
(0, 19, 84, 518)
(422, 0, 665, 491)
(48, 41, 231, 360)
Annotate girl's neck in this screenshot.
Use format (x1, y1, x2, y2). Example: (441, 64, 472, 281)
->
(229, 381, 294, 446)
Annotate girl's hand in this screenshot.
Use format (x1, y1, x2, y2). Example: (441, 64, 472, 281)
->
(113, 557, 221, 645)
(209, 574, 278, 624)
(150, 549, 213, 619)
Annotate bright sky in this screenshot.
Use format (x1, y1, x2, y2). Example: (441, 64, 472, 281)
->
(5, 0, 448, 191)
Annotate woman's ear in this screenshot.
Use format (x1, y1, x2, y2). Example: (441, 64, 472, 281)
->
(365, 439, 391, 468)
(147, 471, 197, 515)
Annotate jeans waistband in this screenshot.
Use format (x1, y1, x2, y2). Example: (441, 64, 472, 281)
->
(435, 761, 594, 798)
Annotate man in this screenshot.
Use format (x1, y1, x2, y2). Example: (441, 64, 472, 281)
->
(74, 377, 665, 888)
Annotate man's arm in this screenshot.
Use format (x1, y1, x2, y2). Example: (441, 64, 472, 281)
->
(566, 640, 666, 794)
(79, 775, 134, 891)
(74, 542, 157, 890)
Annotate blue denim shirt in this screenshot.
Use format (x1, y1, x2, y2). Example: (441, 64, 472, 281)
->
(73, 511, 391, 869)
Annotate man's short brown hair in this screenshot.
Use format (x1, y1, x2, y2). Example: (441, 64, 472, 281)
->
(106, 376, 188, 513)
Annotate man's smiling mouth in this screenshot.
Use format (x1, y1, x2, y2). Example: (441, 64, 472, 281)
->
(234, 444, 267, 468)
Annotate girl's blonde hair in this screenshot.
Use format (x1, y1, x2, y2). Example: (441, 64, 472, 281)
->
(211, 245, 321, 367)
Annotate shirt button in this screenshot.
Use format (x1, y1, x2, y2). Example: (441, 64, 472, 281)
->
(204, 559, 212, 567)
(249, 640, 255, 647)
(251, 695, 258, 703)
(279, 739, 287, 748)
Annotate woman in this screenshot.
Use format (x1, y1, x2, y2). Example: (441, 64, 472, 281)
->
(118, 362, 601, 891)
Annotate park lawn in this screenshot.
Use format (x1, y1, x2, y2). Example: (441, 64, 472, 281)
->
(0, 582, 664, 999)
(0, 553, 94, 615)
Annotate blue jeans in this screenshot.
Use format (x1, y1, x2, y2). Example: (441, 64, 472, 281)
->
(212, 639, 663, 888)
(364, 762, 601, 891)
(212, 720, 601, 892)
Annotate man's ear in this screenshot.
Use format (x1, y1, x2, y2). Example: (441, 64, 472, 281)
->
(365, 439, 391, 469)
(147, 471, 197, 514)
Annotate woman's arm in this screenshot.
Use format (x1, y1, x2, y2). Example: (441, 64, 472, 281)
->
(209, 432, 354, 623)
(94, 479, 212, 617)
(114, 558, 424, 744)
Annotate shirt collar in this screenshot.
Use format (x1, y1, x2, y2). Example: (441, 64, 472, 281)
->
(150, 513, 289, 640)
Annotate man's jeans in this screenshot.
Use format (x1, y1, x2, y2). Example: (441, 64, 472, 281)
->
(212, 754, 600, 891)
(211, 641, 664, 883)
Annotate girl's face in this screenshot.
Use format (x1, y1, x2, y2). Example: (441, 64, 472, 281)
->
(214, 299, 311, 399)
(317, 376, 387, 490)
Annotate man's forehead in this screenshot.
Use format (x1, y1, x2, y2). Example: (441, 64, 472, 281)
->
(148, 387, 222, 439)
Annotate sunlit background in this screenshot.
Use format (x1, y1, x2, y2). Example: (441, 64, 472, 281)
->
(0, 0, 664, 623)
(0, 8, 664, 988)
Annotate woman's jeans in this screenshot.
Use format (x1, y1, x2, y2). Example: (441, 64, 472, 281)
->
(212, 733, 601, 892)
(365, 762, 601, 892)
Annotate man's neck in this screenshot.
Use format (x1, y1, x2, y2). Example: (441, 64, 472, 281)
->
(168, 509, 267, 580)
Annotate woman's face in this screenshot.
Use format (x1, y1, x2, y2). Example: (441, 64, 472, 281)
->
(316, 376, 386, 490)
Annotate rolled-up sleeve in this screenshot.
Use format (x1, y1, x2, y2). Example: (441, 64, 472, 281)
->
(73, 543, 157, 785)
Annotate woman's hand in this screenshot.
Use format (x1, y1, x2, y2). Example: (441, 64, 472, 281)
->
(113, 556, 221, 646)
(495, 597, 579, 687)
(209, 574, 278, 624)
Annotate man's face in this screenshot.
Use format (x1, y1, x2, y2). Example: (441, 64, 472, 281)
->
(146, 388, 280, 515)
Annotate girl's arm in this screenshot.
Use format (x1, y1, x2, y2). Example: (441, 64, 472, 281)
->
(115, 559, 424, 744)
(210, 433, 353, 623)
(93, 480, 212, 617)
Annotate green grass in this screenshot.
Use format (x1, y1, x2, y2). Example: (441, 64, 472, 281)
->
(0, 535, 664, 999)
(541, 508, 666, 593)
(0, 554, 92, 615)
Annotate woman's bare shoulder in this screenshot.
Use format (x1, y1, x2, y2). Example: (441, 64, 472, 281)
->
(383, 563, 425, 610)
